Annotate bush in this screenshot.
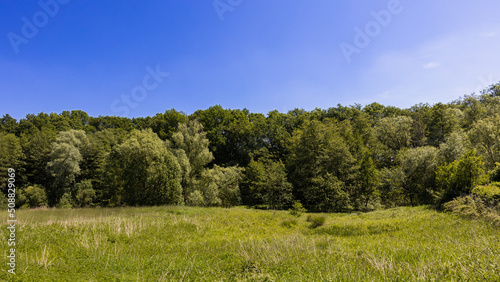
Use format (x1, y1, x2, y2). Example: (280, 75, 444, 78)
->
(444, 194, 500, 226)
(472, 184, 500, 201)
(19, 185, 48, 208)
(307, 215, 326, 229)
(289, 201, 306, 217)
(436, 150, 485, 206)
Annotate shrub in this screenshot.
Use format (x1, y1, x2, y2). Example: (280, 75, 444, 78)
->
(307, 215, 326, 229)
(444, 194, 500, 226)
(19, 185, 48, 208)
(289, 201, 307, 217)
(436, 150, 485, 206)
(472, 184, 500, 201)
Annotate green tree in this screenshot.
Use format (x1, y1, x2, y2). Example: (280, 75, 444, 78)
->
(169, 120, 214, 196)
(309, 173, 351, 212)
(190, 105, 232, 166)
(468, 114, 500, 169)
(287, 120, 355, 211)
(436, 150, 485, 206)
(0, 114, 19, 134)
(438, 131, 470, 164)
(374, 116, 413, 151)
(21, 126, 57, 189)
(355, 149, 379, 209)
(149, 109, 187, 140)
(18, 184, 48, 208)
(373, 116, 413, 167)
(207, 165, 244, 207)
(74, 180, 96, 207)
(396, 146, 439, 205)
(379, 166, 406, 207)
(46, 130, 88, 206)
(427, 104, 462, 146)
(189, 165, 243, 207)
(108, 129, 182, 206)
(242, 158, 293, 209)
(0, 132, 23, 192)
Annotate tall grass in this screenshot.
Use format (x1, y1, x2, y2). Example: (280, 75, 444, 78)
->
(1, 206, 499, 281)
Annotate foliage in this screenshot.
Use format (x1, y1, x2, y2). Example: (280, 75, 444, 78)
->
(46, 130, 87, 206)
(242, 157, 293, 209)
(169, 120, 214, 196)
(198, 165, 244, 207)
(289, 201, 306, 217)
(468, 114, 500, 169)
(187, 165, 244, 207)
(444, 195, 500, 226)
(437, 130, 470, 164)
(106, 129, 183, 206)
(472, 184, 500, 201)
(354, 149, 380, 209)
(309, 173, 351, 212)
(57, 192, 73, 208)
(74, 180, 96, 207)
(379, 167, 407, 207)
(3, 82, 500, 211)
(374, 116, 413, 151)
(436, 150, 485, 206)
(17, 184, 48, 208)
(0, 132, 23, 191)
(187, 190, 205, 206)
(396, 146, 439, 205)
(20, 127, 57, 190)
(287, 120, 355, 211)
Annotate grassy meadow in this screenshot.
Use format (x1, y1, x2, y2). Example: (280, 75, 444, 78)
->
(1, 206, 499, 281)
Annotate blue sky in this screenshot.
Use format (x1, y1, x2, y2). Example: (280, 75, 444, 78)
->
(1, 0, 499, 120)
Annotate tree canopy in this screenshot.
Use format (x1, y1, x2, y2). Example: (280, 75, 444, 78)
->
(2, 83, 500, 211)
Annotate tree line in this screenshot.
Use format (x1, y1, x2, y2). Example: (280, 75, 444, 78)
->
(1, 83, 500, 211)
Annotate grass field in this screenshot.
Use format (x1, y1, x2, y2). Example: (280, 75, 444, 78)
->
(1, 206, 499, 281)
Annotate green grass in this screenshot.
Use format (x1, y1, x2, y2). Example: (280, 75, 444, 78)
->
(1, 206, 499, 281)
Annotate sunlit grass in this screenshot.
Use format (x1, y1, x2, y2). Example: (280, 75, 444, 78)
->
(1, 206, 499, 281)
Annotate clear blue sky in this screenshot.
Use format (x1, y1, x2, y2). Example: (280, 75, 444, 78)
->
(1, 0, 499, 120)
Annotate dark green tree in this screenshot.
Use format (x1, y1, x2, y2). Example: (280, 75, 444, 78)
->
(107, 129, 182, 206)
